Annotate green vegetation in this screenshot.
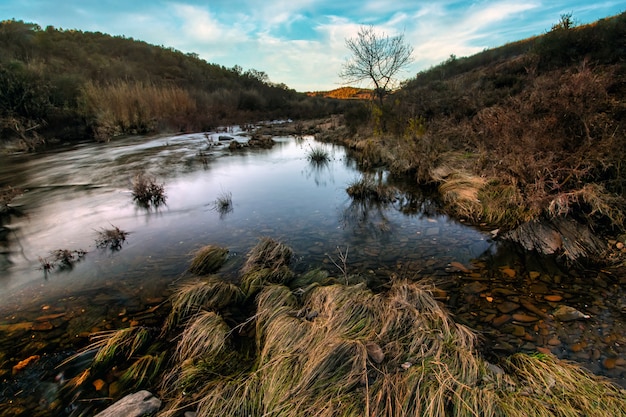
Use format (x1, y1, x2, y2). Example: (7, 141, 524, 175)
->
(336, 12, 626, 257)
(0, 20, 354, 149)
(131, 172, 166, 208)
(60, 238, 626, 417)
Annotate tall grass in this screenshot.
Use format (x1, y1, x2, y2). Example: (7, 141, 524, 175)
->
(80, 81, 197, 140)
(73, 238, 626, 417)
(162, 270, 626, 417)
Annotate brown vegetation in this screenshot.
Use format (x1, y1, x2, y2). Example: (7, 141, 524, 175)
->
(335, 12, 626, 259)
(0, 20, 358, 148)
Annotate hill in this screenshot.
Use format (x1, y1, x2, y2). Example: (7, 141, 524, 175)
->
(307, 87, 373, 100)
(0, 20, 352, 149)
(332, 11, 626, 260)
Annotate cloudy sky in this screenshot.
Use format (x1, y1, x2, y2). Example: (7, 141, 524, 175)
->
(1, 1, 623, 91)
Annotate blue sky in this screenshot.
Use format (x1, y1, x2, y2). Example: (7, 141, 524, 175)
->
(1, 1, 623, 91)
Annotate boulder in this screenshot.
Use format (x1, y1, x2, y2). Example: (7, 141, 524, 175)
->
(94, 390, 161, 417)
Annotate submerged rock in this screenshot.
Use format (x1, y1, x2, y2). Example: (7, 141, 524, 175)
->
(553, 305, 590, 322)
(94, 390, 161, 417)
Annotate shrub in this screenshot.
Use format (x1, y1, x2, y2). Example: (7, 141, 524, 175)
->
(95, 225, 129, 250)
(131, 172, 166, 208)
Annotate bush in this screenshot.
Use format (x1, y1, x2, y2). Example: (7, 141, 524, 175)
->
(131, 172, 166, 208)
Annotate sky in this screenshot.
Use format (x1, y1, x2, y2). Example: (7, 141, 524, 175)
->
(1, 1, 624, 92)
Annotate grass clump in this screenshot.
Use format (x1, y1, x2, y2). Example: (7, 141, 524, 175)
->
(73, 240, 626, 417)
(306, 146, 330, 164)
(212, 190, 233, 217)
(164, 277, 243, 330)
(131, 172, 166, 208)
(346, 176, 396, 203)
(95, 224, 129, 250)
(240, 237, 294, 297)
(188, 244, 229, 275)
(162, 269, 626, 417)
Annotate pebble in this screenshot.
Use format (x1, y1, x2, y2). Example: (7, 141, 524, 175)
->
(500, 267, 516, 278)
(512, 313, 539, 323)
(463, 281, 488, 294)
(547, 338, 561, 346)
(603, 358, 617, 369)
(497, 301, 520, 314)
(544, 295, 563, 302)
(492, 315, 512, 327)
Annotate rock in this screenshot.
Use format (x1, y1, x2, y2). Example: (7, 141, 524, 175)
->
(603, 358, 617, 370)
(449, 261, 470, 273)
(463, 281, 487, 294)
(547, 338, 561, 346)
(185, 412, 197, 417)
(365, 342, 384, 364)
(497, 301, 520, 314)
(492, 314, 512, 327)
(544, 295, 563, 302)
(529, 271, 540, 279)
(94, 391, 161, 417)
(500, 267, 516, 278)
(512, 313, 539, 323)
(553, 305, 590, 322)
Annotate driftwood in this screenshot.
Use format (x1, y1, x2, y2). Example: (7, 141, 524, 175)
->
(503, 217, 606, 262)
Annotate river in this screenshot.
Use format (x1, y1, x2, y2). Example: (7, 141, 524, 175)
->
(0, 127, 624, 414)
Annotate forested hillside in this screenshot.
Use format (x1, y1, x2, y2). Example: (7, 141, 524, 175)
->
(0, 20, 349, 149)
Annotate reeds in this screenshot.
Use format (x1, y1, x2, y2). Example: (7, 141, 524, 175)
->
(241, 237, 294, 297)
(188, 245, 229, 275)
(306, 146, 330, 164)
(346, 176, 396, 203)
(212, 190, 233, 216)
(78, 240, 626, 417)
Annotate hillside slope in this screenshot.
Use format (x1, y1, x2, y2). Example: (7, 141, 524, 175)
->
(333, 12, 626, 260)
(0, 20, 349, 148)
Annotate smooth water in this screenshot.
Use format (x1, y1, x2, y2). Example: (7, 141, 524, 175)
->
(1, 129, 625, 401)
(0, 132, 491, 311)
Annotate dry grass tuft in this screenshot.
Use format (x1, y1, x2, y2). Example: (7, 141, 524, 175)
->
(240, 238, 294, 297)
(164, 277, 243, 330)
(175, 310, 230, 363)
(188, 244, 229, 275)
(162, 272, 626, 417)
(346, 176, 396, 203)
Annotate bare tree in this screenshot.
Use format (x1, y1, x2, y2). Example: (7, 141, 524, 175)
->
(340, 25, 413, 106)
